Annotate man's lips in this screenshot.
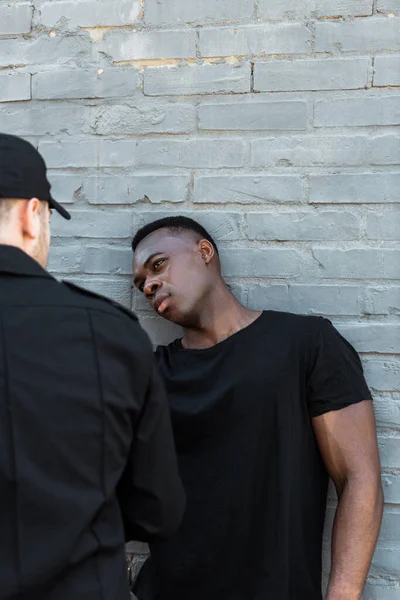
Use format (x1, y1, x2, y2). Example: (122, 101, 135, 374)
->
(153, 295, 170, 314)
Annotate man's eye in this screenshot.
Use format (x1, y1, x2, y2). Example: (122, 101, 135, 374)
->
(153, 259, 165, 271)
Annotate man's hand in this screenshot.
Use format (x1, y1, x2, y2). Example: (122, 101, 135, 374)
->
(313, 400, 384, 599)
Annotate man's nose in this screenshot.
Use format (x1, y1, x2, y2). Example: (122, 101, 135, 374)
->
(144, 279, 161, 298)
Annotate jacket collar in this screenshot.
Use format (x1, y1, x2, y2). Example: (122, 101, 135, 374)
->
(0, 244, 54, 279)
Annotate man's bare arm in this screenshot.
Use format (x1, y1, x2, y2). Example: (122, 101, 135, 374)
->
(313, 400, 384, 600)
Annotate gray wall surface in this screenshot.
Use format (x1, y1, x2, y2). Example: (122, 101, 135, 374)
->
(0, 0, 399, 597)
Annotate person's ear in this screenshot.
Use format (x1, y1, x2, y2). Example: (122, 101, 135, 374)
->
(20, 198, 42, 240)
(198, 239, 215, 265)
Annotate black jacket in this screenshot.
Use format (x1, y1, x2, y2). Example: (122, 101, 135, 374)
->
(0, 245, 185, 600)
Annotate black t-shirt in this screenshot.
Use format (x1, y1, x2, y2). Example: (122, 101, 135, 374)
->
(136, 311, 371, 600)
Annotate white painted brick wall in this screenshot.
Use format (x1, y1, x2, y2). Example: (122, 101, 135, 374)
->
(0, 3, 33, 35)
(1, 1, 399, 597)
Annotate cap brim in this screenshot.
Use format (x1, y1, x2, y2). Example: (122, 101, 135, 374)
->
(49, 197, 71, 220)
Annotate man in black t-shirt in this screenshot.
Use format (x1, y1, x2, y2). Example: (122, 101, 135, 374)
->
(131, 216, 383, 600)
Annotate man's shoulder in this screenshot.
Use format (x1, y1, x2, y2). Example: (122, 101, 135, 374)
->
(268, 310, 324, 328)
(264, 310, 327, 341)
(62, 281, 139, 323)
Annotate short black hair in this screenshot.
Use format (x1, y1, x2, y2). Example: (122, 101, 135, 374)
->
(132, 216, 219, 255)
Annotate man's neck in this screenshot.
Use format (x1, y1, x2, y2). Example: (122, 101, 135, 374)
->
(0, 237, 22, 250)
(181, 284, 261, 350)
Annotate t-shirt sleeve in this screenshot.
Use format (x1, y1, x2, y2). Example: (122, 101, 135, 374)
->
(307, 318, 372, 418)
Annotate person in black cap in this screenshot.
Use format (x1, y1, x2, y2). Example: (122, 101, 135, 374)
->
(0, 134, 185, 600)
(0, 133, 71, 267)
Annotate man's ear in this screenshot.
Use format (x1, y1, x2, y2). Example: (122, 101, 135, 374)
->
(20, 198, 42, 240)
(198, 239, 215, 265)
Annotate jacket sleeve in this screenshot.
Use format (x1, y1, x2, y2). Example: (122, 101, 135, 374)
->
(117, 363, 186, 543)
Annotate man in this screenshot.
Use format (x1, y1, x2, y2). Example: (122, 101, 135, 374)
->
(132, 216, 383, 600)
(0, 135, 185, 600)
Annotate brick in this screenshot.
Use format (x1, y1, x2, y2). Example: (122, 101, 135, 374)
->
(247, 211, 360, 241)
(139, 315, 182, 347)
(51, 210, 133, 239)
(315, 95, 400, 127)
(248, 284, 361, 315)
(29, 34, 91, 66)
(92, 103, 196, 135)
(83, 246, 133, 275)
(314, 248, 400, 279)
(198, 100, 308, 131)
(144, 63, 250, 96)
(133, 211, 242, 241)
(39, 0, 142, 28)
(374, 56, 400, 87)
(0, 103, 90, 136)
(371, 546, 400, 578)
(0, 39, 26, 68)
(85, 175, 189, 204)
(33, 69, 139, 100)
(0, 3, 32, 35)
(199, 23, 310, 57)
(375, 397, 400, 428)
(383, 249, 400, 278)
(337, 323, 400, 353)
(293, 285, 361, 315)
(315, 18, 400, 52)
(48, 246, 84, 274)
(364, 286, 400, 314)
(47, 173, 83, 205)
(145, 0, 253, 24)
(221, 249, 310, 277)
(367, 210, 400, 240)
(258, 0, 372, 19)
(0, 35, 91, 69)
(194, 175, 304, 204)
(379, 436, 400, 468)
(382, 474, 400, 504)
(313, 248, 383, 278)
(371, 134, 400, 165)
(0, 72, 30, 103)
(251, 135, 370, 167)
(100, 30, 196, 62)
(39, 140, 137, 168)
(376, 0, 400, 12)
(63, 276, 132, 308)
(136, 139, 247, 168)
(254, 58, 368, 92)
(251, 134, 400, 167)
(363, 358, 400, 391)
(309, 173, 400, 204)
(247, 284, 290, 312)
(362, 582, 400, 600)
(289, 284, 360, 316)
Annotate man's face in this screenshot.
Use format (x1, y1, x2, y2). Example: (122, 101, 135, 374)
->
(133, 229, 213, 327)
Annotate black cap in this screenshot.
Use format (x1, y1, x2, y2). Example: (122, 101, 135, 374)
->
(0, 133, 71, 220)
